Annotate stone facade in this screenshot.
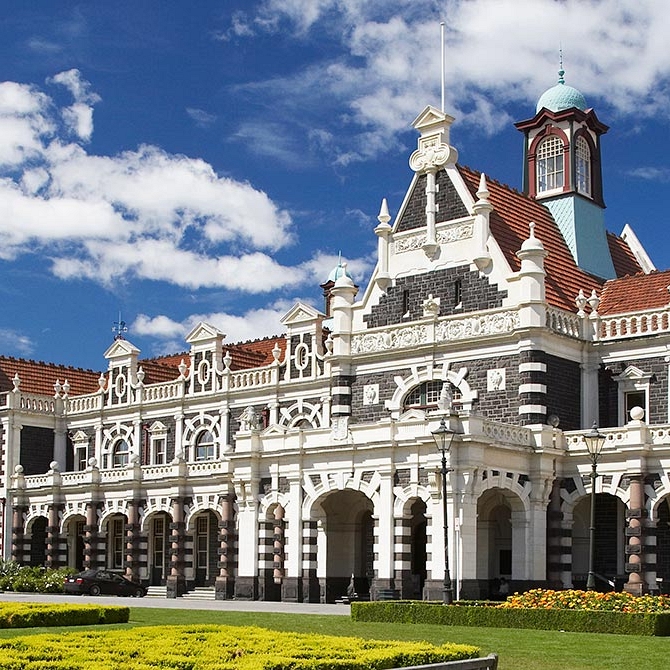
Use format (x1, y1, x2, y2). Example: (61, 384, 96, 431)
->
(2, 95, 670, 605)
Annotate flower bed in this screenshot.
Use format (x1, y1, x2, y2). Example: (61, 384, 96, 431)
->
(351, 590, 670, 636)
(0, 624, 481, 669)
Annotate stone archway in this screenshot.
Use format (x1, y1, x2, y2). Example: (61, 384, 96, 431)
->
(572, 493, 626, 590)
(409, 499, 427, 598)
(63, 515, 86, 571)
(476, 487, 526, 597)
(314, 489, 374, 603)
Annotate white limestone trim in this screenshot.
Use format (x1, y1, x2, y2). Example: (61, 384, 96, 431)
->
(351, 308, 520, 357)
(518, 384, 547, 395)
(331, 386, 351, 395)
(386, 361, 477, 419)
(392, 219, 474, 254)
(518, 404, 546, 415)
(518, 362, 547, 373)
(330, 405, 351, 415)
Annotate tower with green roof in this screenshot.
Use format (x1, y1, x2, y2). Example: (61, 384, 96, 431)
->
(515, 67, 614, 279)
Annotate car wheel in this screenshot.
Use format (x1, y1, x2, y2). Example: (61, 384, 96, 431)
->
(133, 588, 145, 598)
(89, 584, 101, 596)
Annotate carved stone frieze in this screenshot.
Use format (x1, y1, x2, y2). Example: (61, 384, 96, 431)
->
(351, 325, 428, 355)
(393, 223, 473, 254)
(435, 311, 519, 342)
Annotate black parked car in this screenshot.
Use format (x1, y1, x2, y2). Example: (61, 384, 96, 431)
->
(63, 569, 146, 597)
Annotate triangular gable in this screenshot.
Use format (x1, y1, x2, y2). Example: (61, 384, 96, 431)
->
(280, 302, 324, 327)
(185, 322, 225, 345)
(104, 338, 140, 360)
(412, 105, 455, 133)
(614, 365, 652, 382)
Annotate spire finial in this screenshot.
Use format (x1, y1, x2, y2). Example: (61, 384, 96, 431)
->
(112, 311, 128, 341)
(558, 47, 565, 84)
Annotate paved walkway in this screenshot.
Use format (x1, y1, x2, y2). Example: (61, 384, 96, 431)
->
(0, 591, 351, 615)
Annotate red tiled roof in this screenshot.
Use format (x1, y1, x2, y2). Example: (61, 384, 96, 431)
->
(599, 270, 670, 315)
(457, 166, 643, 312)
(607, 232, 643, 278)
(0, 357, 100, 396)
(145, 335, 286, 374)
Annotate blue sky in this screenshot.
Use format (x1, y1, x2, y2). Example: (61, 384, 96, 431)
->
(1, 0, 669, 371)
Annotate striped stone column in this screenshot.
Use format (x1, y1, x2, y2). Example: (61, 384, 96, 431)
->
(215, 495, 235, 600)
(394, 516, 413, 598)
(518, 352, 547, 425)
(46, 503, 61, 569)
(624, 475, 647, 595)
(301, 520, 319, 603)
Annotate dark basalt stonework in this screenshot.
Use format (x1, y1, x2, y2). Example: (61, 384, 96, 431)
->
(396, 170, 469, 233)
(364, 265, 507, 328)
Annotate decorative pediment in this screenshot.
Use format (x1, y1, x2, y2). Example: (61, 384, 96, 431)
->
(614, 365, 652, 382)
(104, 338, 140, 360)
(280, 302, 324, 328)
(397, 407, 428, 423)
(262, 424, 285, 437)
(412, 105, 455, 133)
(185, 322, 225, 346)
(70, 430, 89, 444)
(148, 421, 168, 434)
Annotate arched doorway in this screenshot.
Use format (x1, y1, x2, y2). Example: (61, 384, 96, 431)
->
(190, 510, 218, 587)
(148, 512, 171, 586)
(104, 514, 127, 571)
(64, 515, 86, 571)
(476, 488, 525, 597)
(28, 517, 47, 567)
(409, 499, 427, 599)
(317, 489, 374, 602)
(572, 493, 625, 590)
(655, 497, 670, 593)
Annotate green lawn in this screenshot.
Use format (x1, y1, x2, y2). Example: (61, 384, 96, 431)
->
(0, 607, 668, 670)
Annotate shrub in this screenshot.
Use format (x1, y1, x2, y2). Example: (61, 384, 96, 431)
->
(0, 562, 74, 594)
(0, 624, 480, 669)
(0, 603, 129, 628)
(351, 599, 670, 636)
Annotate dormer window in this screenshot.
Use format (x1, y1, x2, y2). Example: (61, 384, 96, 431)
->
(536, 135, 564, 193)
(575, 136, 591, 197)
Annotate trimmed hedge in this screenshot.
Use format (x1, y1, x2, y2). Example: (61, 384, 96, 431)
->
(0, 603, 129, 628)
(0, 624, 481, 669)
(351, 601, 670, 636)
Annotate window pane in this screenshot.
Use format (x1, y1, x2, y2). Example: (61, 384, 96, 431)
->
(536, 136, 564, 193)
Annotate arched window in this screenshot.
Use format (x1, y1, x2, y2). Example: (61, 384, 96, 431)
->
(112, 439, 130, 468)
(403, 381, 459, 411)
(575, 136, 591, 196)
(536, 135, 564, 193)
(195, 430, 215, 461)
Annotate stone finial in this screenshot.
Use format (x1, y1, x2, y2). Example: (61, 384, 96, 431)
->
(575, 289, 587, 317)
(587, 289, 600, 315)
(12, 373, 20, 393)
(377, 198, 391, 225)
(272, 342, 282, 364)
(136, 367, 145, 385)
(62, 379, 70, 396)
(223, 350, 232, 371)
(178, 359, 188, 379)
(476, 173, 490, 203)
(98, 373, 106, 391)
(54, 379, 62, 398)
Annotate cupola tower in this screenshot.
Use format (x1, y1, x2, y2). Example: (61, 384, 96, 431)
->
(515, 66, 614, 279)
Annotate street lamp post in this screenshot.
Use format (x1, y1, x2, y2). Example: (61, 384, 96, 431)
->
(584, 422, 606, 591)
(432, 417, 457, 605)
